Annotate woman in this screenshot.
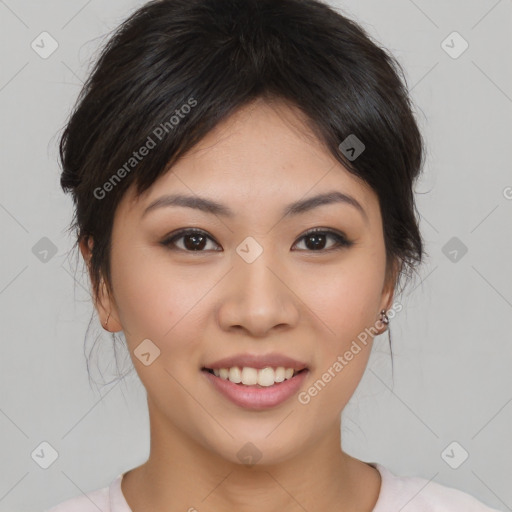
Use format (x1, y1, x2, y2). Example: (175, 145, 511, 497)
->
(47, 0, 501, 510)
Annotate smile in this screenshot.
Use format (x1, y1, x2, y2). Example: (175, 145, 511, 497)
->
(201, 367, 309, 410)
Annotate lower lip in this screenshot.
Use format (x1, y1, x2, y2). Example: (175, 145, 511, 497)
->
(202, 369, 309, 410)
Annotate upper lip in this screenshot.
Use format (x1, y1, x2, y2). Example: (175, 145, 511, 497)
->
(203, 353, 308, 371)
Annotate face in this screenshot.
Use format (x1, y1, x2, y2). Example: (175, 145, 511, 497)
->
(82, 98, 395, 466)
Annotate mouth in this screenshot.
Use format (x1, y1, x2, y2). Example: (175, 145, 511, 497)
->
(201, 366, 310, 409)
(201, 367, 308, 387)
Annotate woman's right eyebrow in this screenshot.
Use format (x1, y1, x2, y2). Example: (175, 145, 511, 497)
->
(142, 193, 234, 218)
(141, 191, 368, 224)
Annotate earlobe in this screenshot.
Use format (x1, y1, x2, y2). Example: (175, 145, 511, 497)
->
(381, 286, 395, 320)
(102, 309, 122, 332)
(376, 259, 399, 335)
(378, 285, 395, 334)
(97, 278, 123, 332)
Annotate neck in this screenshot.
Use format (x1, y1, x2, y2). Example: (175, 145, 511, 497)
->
(121, 408, 381, 512)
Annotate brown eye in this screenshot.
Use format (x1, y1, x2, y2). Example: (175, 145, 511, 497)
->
(161, 229, 220, 252)
(293, 229, 353, 252)
(161, 228, 353, 253)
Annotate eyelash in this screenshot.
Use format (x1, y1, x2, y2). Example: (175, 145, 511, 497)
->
(160, 228, 353, 253)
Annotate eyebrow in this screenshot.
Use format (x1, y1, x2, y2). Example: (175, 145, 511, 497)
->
(142, 191, 368, 222)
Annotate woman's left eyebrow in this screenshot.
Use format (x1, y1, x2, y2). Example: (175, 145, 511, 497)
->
(283, 191, 368, 223)
(142, 191, 368, 224)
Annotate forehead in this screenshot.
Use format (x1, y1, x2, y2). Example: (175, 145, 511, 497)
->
(122, 98, 378, 223)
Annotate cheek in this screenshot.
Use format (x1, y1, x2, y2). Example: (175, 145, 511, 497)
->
(296, 251, 385, 402)
(302, 253, 385, 343)
(110, 247, 215, 358)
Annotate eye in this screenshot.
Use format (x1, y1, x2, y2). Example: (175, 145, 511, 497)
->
(292, 228, 353, 252)
(161, 227, 353, 253)
(161, 228, 221, 252)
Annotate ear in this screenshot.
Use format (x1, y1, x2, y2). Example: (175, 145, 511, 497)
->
(376, 257, 401, 335)
(79, 236, 122, 332)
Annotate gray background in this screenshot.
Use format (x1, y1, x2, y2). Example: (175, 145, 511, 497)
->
(0, 1, 511, 510)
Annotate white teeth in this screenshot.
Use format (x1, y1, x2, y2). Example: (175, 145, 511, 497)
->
(257, 367, 276, 386)
(274, 367, 286, 383)
(228, 367, 242, 383)
(241, 367, 258, 385)
(211, 366, 300, 386)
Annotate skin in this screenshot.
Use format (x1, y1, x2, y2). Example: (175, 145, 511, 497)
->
(80, 97, 398, 512)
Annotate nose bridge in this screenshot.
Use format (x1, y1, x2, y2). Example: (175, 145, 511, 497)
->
(219, 234, 298, 334)
(234, 234, 283, 299)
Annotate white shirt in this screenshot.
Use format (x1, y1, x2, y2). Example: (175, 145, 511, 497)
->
(45, 462, 503, 511)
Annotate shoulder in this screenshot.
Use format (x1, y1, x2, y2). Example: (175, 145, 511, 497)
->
(44, 474, 125, 512)
(44, 487, 109, 512)
(370, 463, 502, 512)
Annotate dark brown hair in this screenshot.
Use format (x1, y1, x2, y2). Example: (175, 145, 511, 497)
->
(59, 0, 426, 382)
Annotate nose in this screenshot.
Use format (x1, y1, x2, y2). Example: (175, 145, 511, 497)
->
(216, 245, 300, 338)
